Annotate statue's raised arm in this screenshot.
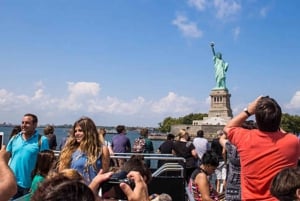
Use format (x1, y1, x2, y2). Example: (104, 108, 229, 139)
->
(210, 42, 229, 90)
(210, 42, 216, 56)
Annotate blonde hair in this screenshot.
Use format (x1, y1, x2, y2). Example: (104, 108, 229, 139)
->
(98, 128, 106, 145)
(176, 129, 189, 141)
(58, 117, 102, 171)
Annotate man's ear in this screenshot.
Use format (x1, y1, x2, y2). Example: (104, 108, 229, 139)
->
(296, 188, 300, 199)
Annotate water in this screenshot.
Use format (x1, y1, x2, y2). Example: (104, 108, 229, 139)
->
(1, 126, 165, 169)
(0, 126, 164, 152)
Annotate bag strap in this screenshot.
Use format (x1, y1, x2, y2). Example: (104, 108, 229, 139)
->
(38, 134, 42, 151)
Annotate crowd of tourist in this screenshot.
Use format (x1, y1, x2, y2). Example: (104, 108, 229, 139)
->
(1, 95, 300, 201)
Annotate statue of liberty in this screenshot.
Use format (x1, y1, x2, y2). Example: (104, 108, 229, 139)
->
(210, 42, 229, 89)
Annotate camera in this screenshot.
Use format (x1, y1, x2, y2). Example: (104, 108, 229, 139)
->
(100, 171, 135, 200)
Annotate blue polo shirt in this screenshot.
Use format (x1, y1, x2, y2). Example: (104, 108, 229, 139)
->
(6, 131, 49, 188)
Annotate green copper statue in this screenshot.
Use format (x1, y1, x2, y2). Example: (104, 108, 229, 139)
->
(210, 42, 229, 89)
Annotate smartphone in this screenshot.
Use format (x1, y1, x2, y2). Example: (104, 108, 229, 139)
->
(0, 132, 4, 149)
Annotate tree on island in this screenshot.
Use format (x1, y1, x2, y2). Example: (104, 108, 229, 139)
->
(158, 113, 208, 133)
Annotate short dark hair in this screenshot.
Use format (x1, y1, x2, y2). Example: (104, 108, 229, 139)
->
(270, 167, 300, 201)
(122, 155, 152, 184)
(167, 133, 175, 140)
(116, 125, 125, 134)
(201, 150, 219, 167)
(197, 130, 204, 137)
(24, 113, 38, 124)
(255, 96, 281, 132)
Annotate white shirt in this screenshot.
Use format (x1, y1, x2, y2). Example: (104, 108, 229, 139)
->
(193, 137, 209, 159)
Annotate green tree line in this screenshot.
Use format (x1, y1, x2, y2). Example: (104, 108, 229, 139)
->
(158, 113, 208, 133)
(158, 113, 300, 135)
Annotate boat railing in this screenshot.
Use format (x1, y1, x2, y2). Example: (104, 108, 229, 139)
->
(54, 150, 60, 157)
(152, 162, 184, 177)
(110, 153, 186, 163)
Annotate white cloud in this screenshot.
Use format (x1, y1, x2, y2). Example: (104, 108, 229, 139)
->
(172, 14, 203, 38)
(151, 92, 198, 114)
(188, 0, 207, 11)
(67, 82, 100, 97)
(233, 26, 240, 40)
(213, 0, 241, 19)
(88, 96, 147, 115)
(0, 89, 13, 105)
(58, 82, 101, 111)
(32, 89, 44, 100)
(259, 6, 269, 17)
(0, 83, 203, 126)
(286, 91, 300, 109)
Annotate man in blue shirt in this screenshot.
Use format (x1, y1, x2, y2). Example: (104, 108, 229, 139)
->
(6, 113, 49, 199)
(111, 125, 131, 167)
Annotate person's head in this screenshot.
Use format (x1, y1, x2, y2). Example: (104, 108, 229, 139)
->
(140, 128, 149, 138)
(197, 130, 204, 138)
(44, 125, 55, 136)
(9, 125, 21, 139)
(22, 113, 38, 135)
(152, 193, 173, 201)
(31, 174, 95, 201)
(176, 129, 189, 141)
(121, 155, 152, 184)
(72, 117, 100, 146)
(116, 125, 126, 134)
(270, 167, 300, 201)
(255, 96, 282, 132)
(167, 133, 175, 141)
(216, 130, 224, 138)
(32, 150, 56, 178)
(201, 150, 219, 175)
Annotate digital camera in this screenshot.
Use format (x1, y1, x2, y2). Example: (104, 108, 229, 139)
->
(100, 171, 135, 200)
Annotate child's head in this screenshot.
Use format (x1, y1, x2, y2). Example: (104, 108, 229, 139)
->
(121, 155, 152, 184)
(33, 150, 56, 177)
(31, 174, 95, 201)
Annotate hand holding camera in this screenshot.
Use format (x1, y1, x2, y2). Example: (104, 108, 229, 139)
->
(100, 171, 135, 200)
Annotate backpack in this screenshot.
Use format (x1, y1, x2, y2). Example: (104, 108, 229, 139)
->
(133, 137, 146, 153)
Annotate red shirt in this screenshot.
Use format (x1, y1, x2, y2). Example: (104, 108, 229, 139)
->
(227, 128, 300, 201)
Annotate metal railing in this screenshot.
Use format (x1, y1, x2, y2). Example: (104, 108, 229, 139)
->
(152, 162, 184, 177)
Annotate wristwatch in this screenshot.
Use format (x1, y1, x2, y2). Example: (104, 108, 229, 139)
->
(243, 108, 251, 117)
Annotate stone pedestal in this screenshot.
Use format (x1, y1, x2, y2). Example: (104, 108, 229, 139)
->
(171, 89, 233, 140)
(208, 89, 233, 118)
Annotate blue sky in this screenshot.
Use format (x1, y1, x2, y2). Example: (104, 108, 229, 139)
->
(0, 0, 299, 127)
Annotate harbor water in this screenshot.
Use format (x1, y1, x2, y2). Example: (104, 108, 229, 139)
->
(0, 126, 165, 155)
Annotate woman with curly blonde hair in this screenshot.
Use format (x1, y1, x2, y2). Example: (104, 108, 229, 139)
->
(58, 117, 110, 184)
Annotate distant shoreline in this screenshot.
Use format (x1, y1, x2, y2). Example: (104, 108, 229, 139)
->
(148, 133, 167, 140)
